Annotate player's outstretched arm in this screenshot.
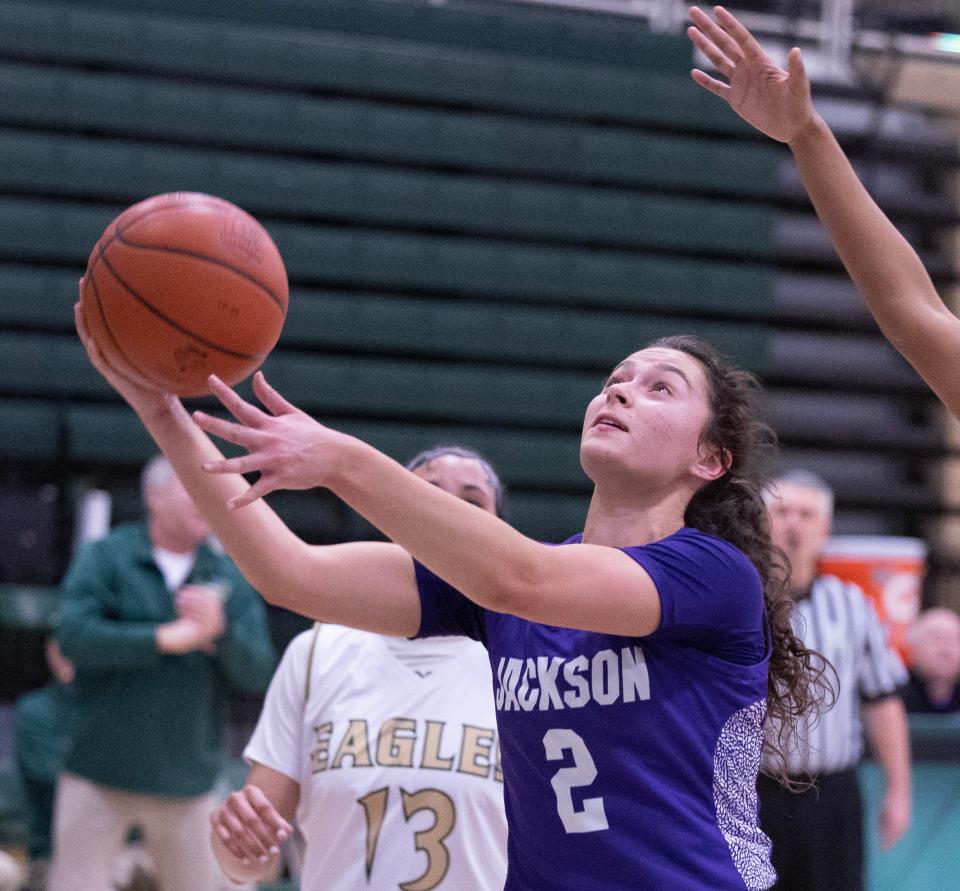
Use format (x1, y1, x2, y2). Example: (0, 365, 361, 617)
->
(687, 5, 960, 418)
(210, 764, 297, 883)
(195, 372, 664, 637)
(75, 300, 422, 636)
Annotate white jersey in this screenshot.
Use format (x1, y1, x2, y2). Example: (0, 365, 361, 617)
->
(245, 625, 507, 891)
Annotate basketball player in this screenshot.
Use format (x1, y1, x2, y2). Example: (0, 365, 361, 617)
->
(209, 447, 508, 889)
(78, 298, 833, 888)
(686, 5, 960, 420)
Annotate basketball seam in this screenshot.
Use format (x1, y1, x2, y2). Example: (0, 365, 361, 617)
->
(115, 207, 287, 314)
(97, 242, 263, 362)
(94, 201, 221, 264)
(84, 269, 166, 389)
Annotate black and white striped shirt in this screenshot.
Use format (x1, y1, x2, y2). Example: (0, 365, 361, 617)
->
(765, 574, 907, 776)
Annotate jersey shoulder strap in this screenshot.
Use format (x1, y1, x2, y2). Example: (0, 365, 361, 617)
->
(303, 622, 323, 703)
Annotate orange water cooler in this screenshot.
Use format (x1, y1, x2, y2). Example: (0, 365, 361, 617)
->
(818, 536, 926, 663)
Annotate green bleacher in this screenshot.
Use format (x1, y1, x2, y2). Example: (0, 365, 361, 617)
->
(21, 0, 707, 69)
(0, 0, 777, 551)
(0, 131, 777, 256)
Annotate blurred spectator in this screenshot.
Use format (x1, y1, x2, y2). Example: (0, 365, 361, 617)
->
(48, 456, 276, 891)
(902, 608, 960, 714)
(13, 641, 163, 891)
(760, 469, 911, 890)
(13, 640, 74, 890)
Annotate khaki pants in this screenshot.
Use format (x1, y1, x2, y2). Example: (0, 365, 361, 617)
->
(49, 773, 220, 891)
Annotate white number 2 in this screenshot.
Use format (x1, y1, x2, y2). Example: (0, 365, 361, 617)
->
(543, 728, 609, 834)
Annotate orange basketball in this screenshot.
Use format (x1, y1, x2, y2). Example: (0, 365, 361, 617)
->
(80, 192, 288, 397)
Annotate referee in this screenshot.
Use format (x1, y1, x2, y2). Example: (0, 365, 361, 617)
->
(760, 470, 911, 891)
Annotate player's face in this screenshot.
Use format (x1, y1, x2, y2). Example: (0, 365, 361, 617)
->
(147, 476, 211, 549)
(765, 481, 831, 580)
(411, 454, 498, 515)
(580, 347, 720, 490)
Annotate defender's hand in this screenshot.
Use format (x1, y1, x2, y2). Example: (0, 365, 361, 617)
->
(687, 6, 818, 145)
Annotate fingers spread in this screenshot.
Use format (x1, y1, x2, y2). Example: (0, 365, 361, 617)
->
(688, 7, 743, 64)
(208, 375, 269, 428)
(203, 455, 257, 476)
(787, 46, 808, 85)
(687, 26, 736, 76)
(690, 69, 731, 98)
(714, 6, 766, 60)
(193, 411, 260, 449)
(253, 371, 298, 417)
(227, 476, 276, 510)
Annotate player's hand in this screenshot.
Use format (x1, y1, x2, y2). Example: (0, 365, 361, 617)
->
(193, 371, 356, 508)
(686, 6, 817, 145)
(210, 784, 292, 867)
(74, 294, 174, 418)
(176, 584, 227, 644)
(879, 787, 910, 849)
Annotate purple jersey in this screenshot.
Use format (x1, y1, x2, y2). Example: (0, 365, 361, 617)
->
(415, 527, 775, 890)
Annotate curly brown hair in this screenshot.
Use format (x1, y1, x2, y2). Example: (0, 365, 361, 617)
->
(648, 335, 834, 779)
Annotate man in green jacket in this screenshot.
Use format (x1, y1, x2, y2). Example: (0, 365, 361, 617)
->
(49, 456, 276, 891)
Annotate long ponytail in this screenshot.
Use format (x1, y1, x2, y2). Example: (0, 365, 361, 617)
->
(649, 335, 834, 774)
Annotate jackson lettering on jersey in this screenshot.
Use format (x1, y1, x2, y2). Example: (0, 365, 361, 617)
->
(414, 528, 777, 890)
(494, 645, 649, 711)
